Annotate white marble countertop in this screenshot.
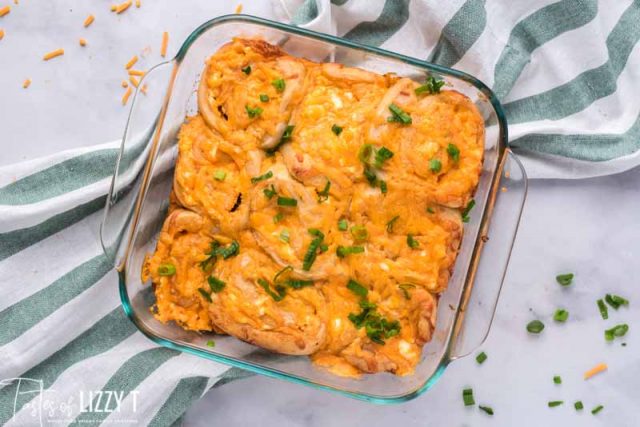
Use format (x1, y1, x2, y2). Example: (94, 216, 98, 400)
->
(2, 1, 638, 426)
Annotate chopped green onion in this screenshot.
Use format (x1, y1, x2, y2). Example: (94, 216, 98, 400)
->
(462, 388, 475, 406)
(241, 65, 251, 75)
(597, 299, 608, 320)
(553, 309, 569, 322)
(429, 158, 442, 173)
(302, 229, 324, 271)
(387, 103, 412, 124)
(251, 170, 273, 183)
(281, 124, 294, 142)
(591, 405, 603, 415)
(548, 401, 563, 408)
(338, 219, 348, 231)
(605, 293, 629, 309)
(273, 212, 284, 223)
(336, 245, 365, 258)
(478, 405, 494, 416)
(316, 179, 331, 202)
(407, 234, 420, 249)
(277, 197, 297, 207)
(198, 288, 212, 302)
(476, 352, 487, 365)
(206, 340, 215, 347)
(374, 146, 394, 167)
(258, 278, 286, 301)
(398, 283, 415, 299)
(319, 243, 329, 252)
(273, 266, 293, 285)
(379, 180, 388, 194)
(386, 215, 400, 233)
(207, 276, 226, 293)
(526, 320, 545, 334)
(272, 78, 285, 92)
(213, 170, 227, 181)
(427, 206, 435, 214)
(347, 279, 368, 298)
(605, 324, 629, 341)
(158, 263, 176, 276)
(259, 93, 269, 102)
(574, 401, 583, 411)
(363, 165, 377, 186)
(263, 184, 277, 199)
(553, 375, 562, 384)
(350, 225, 368, 242)
(447, 143, 460, 162)
(556, 273, 574, 286)
(217, 240, 239, 260)
(286, 279, 314, 289)
(245, 105, 263, 118)
(279, 229, 290, 243)
(415, 76, 445, 95)
(461, 199, 475, 223)
(331, 124, 343, 135)
(358, 144, 373, 164)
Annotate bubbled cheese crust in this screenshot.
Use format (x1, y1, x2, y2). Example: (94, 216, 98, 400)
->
(143, 38, 484, 377)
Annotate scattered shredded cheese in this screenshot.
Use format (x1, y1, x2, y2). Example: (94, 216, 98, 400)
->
(116, 0, 132, 14)
(22, 78, 31, 89)
(125, 55, 138, 69)
(140, 84, 148, 95)
(160, 31, 168, 57)
(135, 0, 141, 7)
(0, 29, 4, 40)
(110, 4, 117, 12)
(128, 69, 145, 76)
(0, 5, 10, 17)
(504, 171, 511, 178)
(129, 76, 139, 88)
(83, 14, 95, 27)
(121, 80, 129, 88)
(79, 38, 87, 47)
(235, 4, 243, 13)
(13, 0, 18, 4)
(584, 363, 607, 380)
(121, 87, 132, 105)
(501, 186, 507, 192)
(43, 48, 65, 61)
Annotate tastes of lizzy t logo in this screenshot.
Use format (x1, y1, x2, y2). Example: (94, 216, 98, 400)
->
(0, 377, 140, 426)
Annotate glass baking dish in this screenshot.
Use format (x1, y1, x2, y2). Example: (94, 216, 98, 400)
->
(100, 14, 527, 404)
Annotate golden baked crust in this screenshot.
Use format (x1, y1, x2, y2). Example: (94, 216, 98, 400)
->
(143, 38, 484, 376)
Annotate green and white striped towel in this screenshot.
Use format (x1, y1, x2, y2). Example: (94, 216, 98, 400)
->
(2, 0, 639, 425)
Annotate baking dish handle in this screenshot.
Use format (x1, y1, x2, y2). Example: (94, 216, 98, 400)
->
(449, 150, 528, 360)
(100, 61, 175, 269)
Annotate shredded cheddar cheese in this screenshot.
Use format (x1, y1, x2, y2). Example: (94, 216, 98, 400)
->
(79, 38, 87, 47)
(160, 31, 168, 58)
(129, 76, 140, 88)
(0, 29, 4, 40)
(128, 69, 145, 76)
(83, 14, 95, 27)
(125, 55, 138, 69)
(140, 84, 148, 94)
(116, 0, 132, 14)
(0, 5, 10, 17)
(43, 48, 65, 61)
(584, 363, 607, 380)
(110, 5, 117, 12)
(235, 4, 243, 13)
(121, 80, 129, 88)
(135, 0, 141, 7)
(22, 78, 31, 89)
(121, 86, 132, 105)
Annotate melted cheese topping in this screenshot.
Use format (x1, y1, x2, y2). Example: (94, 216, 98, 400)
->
(143, 38, 484, 377)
